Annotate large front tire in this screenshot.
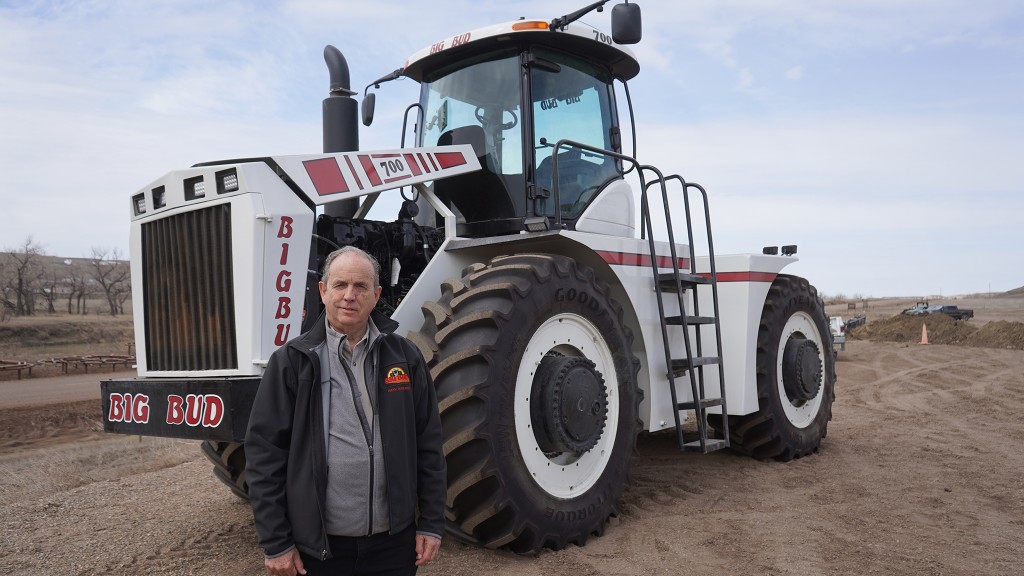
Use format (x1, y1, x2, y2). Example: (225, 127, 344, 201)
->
(409, 254, 640, 553)
(710, 274, 835, 461)
(201, 440, 249, 500)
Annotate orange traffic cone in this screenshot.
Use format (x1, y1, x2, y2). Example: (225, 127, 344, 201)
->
(919, 323, 929, 345)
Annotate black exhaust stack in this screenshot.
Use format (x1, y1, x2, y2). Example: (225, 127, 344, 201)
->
(322, 44, 359, 218)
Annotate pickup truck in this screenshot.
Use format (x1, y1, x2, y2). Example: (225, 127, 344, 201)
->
(935, 305, 974, 320)
(829, 316, 846, 353)
(902, 301, 930, 315)
(846, 314, 867, 330)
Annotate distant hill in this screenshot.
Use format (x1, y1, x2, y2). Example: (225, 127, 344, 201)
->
(997, 286, 1024, 298)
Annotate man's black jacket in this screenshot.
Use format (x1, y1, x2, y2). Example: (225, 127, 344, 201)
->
(245, 310, 446, 560)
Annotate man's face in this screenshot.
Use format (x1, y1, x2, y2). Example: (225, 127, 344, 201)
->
(319, 252, 382, 336)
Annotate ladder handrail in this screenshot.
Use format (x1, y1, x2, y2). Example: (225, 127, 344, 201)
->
(636, 166, 696, 452)
(648, 176, 730, 450)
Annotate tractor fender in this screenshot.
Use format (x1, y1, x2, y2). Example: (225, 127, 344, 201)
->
(389, 230, 656, 432)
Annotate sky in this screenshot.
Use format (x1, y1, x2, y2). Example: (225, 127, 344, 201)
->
(1, 0, 1022, 298)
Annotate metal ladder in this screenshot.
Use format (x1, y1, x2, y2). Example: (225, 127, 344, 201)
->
(640, 173, 729, 453)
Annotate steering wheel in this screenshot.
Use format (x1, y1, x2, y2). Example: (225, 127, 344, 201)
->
(475, 106, 518, 130)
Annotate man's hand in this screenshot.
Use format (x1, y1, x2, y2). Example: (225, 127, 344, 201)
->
(415, 534, 442, 566)
(265, 548, 306, 576)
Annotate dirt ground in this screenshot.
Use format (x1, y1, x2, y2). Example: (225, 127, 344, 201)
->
(1, 296, 1023, 575)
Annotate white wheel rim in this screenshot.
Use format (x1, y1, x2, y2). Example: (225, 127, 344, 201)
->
(775, 311, 826, 429)
(514, 313, 620, 499)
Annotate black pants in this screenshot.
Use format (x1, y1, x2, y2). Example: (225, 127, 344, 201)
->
(299, 524, 417, 576)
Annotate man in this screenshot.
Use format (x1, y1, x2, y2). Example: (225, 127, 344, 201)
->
(246, 246, 446, 576)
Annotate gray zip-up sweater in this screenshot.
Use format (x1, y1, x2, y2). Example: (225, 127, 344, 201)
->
(323, 319, 390, 536)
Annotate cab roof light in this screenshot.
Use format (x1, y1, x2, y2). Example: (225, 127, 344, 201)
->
(132, 193, 146, 216)
(512, 20, 549, 31)
(184, 175, 206, 201)
(152, 185, 166, 209)
(216, 168, 238, 194)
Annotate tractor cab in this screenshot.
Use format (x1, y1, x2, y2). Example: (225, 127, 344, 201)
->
(368, 4, 642, 237)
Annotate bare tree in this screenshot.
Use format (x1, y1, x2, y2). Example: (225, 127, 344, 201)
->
(0, 259, 13, 321)
(2, 237, 46, 316)
(89, 247, 131, 316)
(61, 262, 93, 315)
(39, 266, 65, 314)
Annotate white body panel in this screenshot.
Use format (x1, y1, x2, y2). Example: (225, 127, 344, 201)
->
(574, 179, 636, 237)
(129, 162, 313, 378)
(690, 254, 793, 419)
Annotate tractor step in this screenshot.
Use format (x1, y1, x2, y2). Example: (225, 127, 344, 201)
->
(657, 272, 710, 292)
(669, 356, 720, 377)
(665, 315, 716, 326)
(676, 397, 722, 411)
(682, 438, 729, 453)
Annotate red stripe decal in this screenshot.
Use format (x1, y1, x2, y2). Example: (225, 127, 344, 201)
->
(427, 154, 440, 171)
(417, 153, 432, 173)
(404, 153, 422, 177)
(383, 174, 413, 184)
(597, 251, 776, 282)
(359, 155, 383, 187)
(597, 250, 689, 270)
(434, 151, 467, 169)
(303, 158, 349, 196)
(344, 156, 363, 190)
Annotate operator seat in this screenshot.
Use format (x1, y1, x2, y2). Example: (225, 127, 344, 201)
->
(535, 147, 614, 217)
(434, 125, 518, 223)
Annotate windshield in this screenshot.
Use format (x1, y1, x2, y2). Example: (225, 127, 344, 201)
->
(419, 52, 523, 178)
(416, 47, 620, 225)
(531, 48, 620, 218)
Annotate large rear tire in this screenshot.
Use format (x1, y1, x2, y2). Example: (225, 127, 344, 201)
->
(408, 254, 640, 553)
(201, 440, 249, 500)
(710, 274, 835, 461)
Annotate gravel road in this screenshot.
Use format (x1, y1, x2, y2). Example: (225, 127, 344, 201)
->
(1, 340, 1022, 575)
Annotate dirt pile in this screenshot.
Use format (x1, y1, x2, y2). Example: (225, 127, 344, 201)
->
(966, 320, 1024, 349)
(849, 313, 1024, 350)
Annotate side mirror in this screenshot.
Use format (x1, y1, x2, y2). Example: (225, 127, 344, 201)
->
(361, 92, 376, 127)
(611, 2, 642, 44)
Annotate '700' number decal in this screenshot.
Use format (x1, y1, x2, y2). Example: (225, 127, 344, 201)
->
(377, 157, 410, 180)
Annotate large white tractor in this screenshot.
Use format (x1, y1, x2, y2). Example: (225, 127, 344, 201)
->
(102, 1, 835, 553)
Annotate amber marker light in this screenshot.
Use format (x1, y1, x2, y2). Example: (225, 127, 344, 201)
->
(512, 21, 549, 31)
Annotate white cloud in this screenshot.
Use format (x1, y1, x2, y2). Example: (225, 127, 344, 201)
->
(786, 65, 804, 81)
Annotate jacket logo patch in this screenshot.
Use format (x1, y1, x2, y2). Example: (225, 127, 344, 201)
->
(384, 366, 412, 392)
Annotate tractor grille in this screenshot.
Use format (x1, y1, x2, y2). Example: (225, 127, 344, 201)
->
(142, 204, 238, 371)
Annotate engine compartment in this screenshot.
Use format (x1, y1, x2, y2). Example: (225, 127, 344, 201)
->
(301, 200, 445, 331)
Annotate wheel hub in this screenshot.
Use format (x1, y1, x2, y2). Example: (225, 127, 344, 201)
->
(781, 337, 822, 403)
(530, 355, 608, 455)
